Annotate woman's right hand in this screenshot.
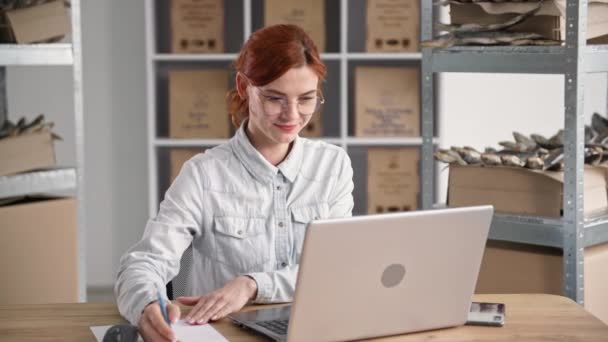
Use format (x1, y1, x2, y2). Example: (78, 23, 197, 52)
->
(138, 300, 181, 342)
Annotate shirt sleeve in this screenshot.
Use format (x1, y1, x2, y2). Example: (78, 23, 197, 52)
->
(114, 159, 204, 325)
(245, 149, 354, 303)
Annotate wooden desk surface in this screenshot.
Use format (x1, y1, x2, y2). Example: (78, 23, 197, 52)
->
(0, 294, 606, 341)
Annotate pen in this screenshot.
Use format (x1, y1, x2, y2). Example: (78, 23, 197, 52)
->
(157, 289, 171, 326)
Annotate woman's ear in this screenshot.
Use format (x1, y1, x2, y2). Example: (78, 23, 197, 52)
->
(236, 72, 248, 100)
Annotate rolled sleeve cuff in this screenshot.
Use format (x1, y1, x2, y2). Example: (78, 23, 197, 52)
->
(245, 272, 273, 303)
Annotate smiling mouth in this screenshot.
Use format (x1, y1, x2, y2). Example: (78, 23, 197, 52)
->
(275, 124, 297, 132)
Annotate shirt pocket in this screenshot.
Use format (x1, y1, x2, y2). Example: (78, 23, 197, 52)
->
(211, 216, 270, 273)
(290, 203, 329, 261)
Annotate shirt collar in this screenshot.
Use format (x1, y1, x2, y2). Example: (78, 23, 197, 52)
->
(230, 119, 303, 184)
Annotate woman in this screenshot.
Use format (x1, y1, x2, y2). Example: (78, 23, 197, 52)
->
(115, 24, 354, 341)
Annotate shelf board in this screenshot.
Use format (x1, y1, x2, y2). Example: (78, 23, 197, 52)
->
(488, 212, 608, 249)
(0, 168, 76, 199)
(430, 46, 565, 74)
(489, 213, 563, 248)
(0, 44, 74, 66)
(347, 52, 422, 60)
(153, 52, 426, 62)
(429, 45, 608, 74)
(154, 53, 238, 61)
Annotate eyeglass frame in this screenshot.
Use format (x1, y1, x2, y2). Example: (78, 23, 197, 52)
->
(242, 75, 326, 117)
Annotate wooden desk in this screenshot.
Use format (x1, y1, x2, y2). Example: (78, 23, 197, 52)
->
(0, 294, 606, 341)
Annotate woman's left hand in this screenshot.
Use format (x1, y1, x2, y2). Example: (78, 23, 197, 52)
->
(176, 276, 258, 325)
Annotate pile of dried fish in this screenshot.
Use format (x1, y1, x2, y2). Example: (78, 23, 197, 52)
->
(422, 0, 561, 48)
(435, 113, 608, 171)
(0, 114, 61, 140)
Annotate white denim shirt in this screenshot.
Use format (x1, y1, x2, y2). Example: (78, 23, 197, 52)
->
(114, 121, 354, 325)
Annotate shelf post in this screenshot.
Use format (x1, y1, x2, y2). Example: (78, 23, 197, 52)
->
(563, 0, 588, 305)
(420, 0, 434, 210)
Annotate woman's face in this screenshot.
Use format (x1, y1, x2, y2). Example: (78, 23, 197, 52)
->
(244, 65, 320, 146)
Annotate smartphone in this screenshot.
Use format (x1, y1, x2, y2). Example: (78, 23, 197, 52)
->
(466, 302, 505, 327)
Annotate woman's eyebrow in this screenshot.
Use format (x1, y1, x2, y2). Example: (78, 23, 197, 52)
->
(263, 88, 317, 96)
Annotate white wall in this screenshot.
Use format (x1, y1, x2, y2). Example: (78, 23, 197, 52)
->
(80, 1, 148, 288)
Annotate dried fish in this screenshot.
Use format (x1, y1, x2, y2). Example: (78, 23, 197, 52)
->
(501, 155, 525, 167)
(498, 141, 529, 152)
(435, 149, 466, 165)
(462, 149, 482, 164)
(513, 131, 536, 150)
(481, 153, 502, 166)
(435, 1, 541, 34)
(548, 129, 564, 146)
(544, 147, 564, 171)
(525, 156, 544, 170)
(585, 146, 603, 166)
(592, 113, 608, 136)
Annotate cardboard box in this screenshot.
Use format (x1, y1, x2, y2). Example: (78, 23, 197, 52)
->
(0, 132, 56, 176)
(171, 0, 224, 53)
(170, 148, 204, 183)
(4, 1, 69, 44)
(0, 197, 78, 304)
(355, 66, 420, 137)
(477, 240, 608, 325)
(367, 147, 419, 213)
(169, 69, 231, 139)
(298, 112, 322, 138)
(450, 2, 608, 43)
(448, 165, 608, 218)
(265, 0, 326, 52)
(366, 0, 420, 52)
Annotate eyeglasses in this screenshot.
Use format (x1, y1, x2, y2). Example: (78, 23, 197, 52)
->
(252, 87, 325, 117)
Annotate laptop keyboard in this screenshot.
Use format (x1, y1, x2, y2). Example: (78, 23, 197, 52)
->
(258, 319, 289, 335)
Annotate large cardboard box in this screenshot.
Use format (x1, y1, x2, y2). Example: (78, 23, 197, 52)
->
(264, 0, 326, 52)
(366, 0, 420, 52)
(355, 66, 420, 137)
(450, 2, 608, 43)
(0, 132, 56, 176)
(477, 240, 608, 325)
(4, 1, 70, 44)
(0, 197, 78, 304)
(367, 147, 419, 213)
(169, 69, 230, 139)
(448, 165, 608, 218)
(170, 148, 204, 183)
(171, 0, 224, 53)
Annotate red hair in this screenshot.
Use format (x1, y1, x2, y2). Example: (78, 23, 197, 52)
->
(226, 24, 327, 128)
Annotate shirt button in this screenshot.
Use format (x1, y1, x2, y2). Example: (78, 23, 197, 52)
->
(278, 222, 284, 228)
(237, 230, 243, 236)
(276, 185, 282, 191)
(281, 262, 287, 267)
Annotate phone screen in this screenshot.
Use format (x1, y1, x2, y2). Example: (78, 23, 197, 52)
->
(466, 302, 506, 327)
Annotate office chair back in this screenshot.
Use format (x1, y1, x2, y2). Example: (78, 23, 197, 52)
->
(166, 243, 194, 300)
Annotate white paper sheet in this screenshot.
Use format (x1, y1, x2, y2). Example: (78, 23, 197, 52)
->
(90, 320, 229, 342)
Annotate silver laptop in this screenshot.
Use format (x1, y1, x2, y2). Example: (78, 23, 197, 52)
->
(229, 205, 494, 342)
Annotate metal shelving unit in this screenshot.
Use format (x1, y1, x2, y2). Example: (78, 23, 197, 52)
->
(421, 1, 608, 304)
(0, 1, 86, 301)
(145, 0, 432, 218)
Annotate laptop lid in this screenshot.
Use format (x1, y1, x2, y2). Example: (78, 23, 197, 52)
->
(286, 205, 493, 342)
